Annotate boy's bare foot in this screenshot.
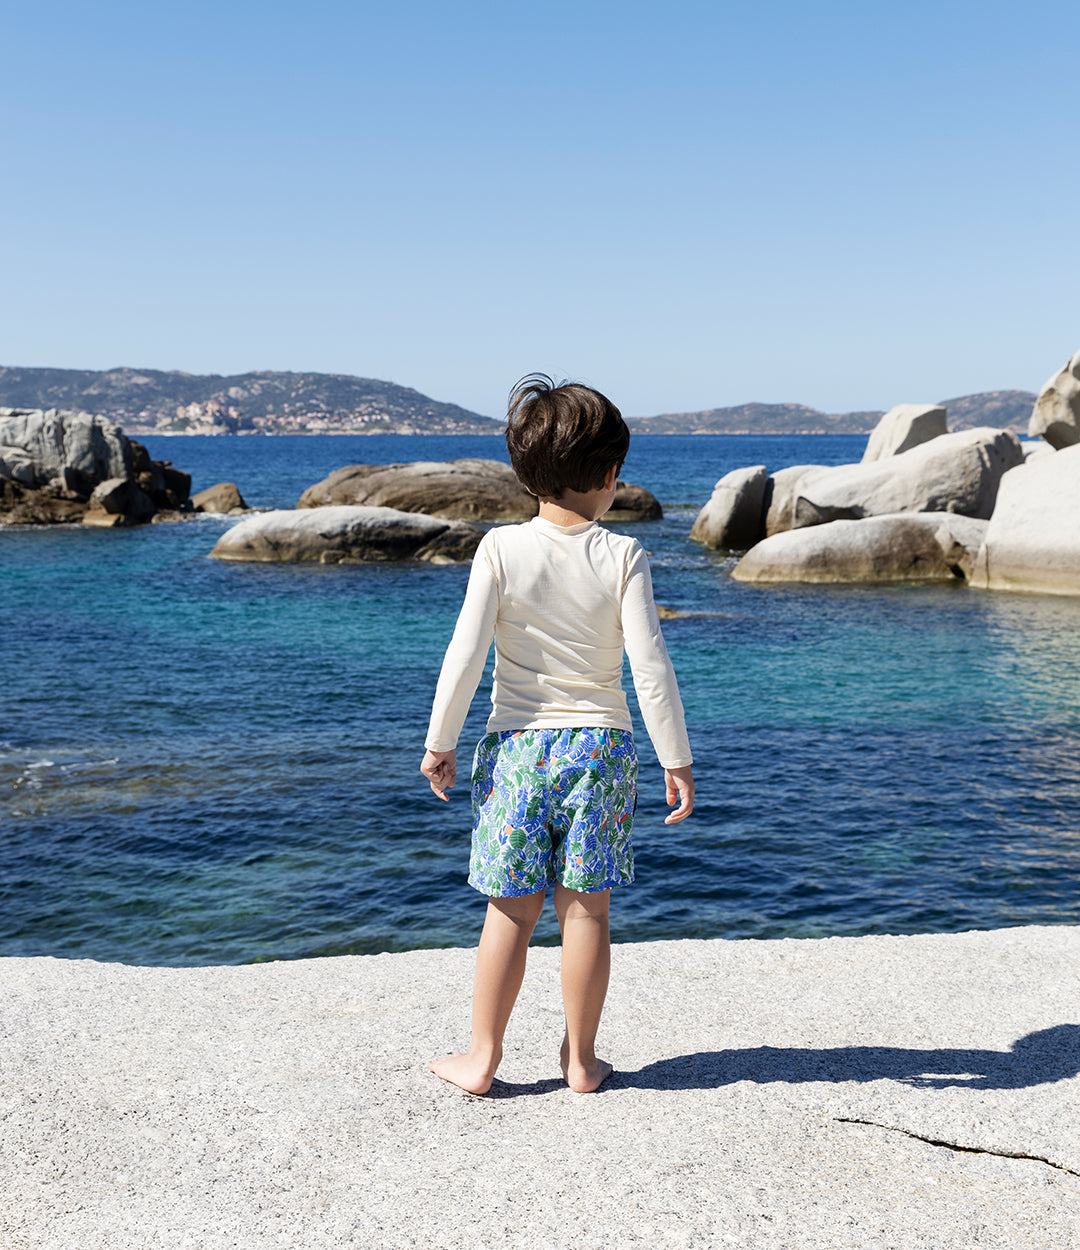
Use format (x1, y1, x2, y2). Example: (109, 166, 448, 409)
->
(562, 1056, 612, 1093)
(429, 1051, 499, 1095)
(560, 1037, 612, 1092)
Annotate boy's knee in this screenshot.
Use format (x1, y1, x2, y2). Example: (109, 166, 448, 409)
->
(490, 889, 546, 926)
(555, 884, 611, 921)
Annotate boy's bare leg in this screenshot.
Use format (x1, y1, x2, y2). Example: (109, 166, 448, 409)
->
(430, 888, 546, 1094)
(554, 884, 613, 1092)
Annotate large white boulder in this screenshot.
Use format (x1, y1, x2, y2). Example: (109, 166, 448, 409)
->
(0, 408, 130, 488)
(861, 403, 947, 462)
(210, 506, 483, 564)
(732, 513, 988, 585)
(969, 443, 1080, 595)
(792, 428, 1023, 528)
(762, 464, 829, 536)
(690, 465, 767, 550)
(1028, 349, 1080, 448)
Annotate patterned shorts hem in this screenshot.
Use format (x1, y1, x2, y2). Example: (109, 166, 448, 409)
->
(468, 870, 634, 899)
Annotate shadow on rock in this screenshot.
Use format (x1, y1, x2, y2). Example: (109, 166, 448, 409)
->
(612, 1024, 1080, 1092)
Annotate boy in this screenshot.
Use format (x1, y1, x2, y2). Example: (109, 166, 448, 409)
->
(420, 374, 693, 1095)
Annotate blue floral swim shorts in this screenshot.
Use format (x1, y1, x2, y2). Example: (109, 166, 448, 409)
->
(469, 727, 638, 897)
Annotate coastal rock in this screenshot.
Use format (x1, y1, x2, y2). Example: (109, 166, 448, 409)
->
(970, 443, 1080, 595)
(792, 428, 1024, 529)
(732, 513, 988, 584)
(192, 481, 249, 514)
(0, 408, 191, 525)
(861, 404, 947, 462)
(299, 459, 533, 521)
(210, 506, 483, 564)
(1028, 349, 1080, 448)
(763, 465, 830, 536)
(0, 408, 130, 487)
(82, 478, 155, 527)
(129, 440, 191, 511)
(1022, 442, 1054, 462)
(690, 465, 767, 550)
(0, 477, 89, 524)
(606, 480, 663, 521)
(298, 458, 661, 523)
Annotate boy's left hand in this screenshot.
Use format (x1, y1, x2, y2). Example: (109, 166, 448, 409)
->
(421, 749, 456, 801)
(663, 765, 694, 824)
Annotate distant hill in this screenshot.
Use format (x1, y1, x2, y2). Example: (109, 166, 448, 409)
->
(935, 390, 1036, 432)
(0, 366, 502, 435)
(626, 402, 882, 435)
(0, 366, 1038, 438)
(627, 390, 1037, 435)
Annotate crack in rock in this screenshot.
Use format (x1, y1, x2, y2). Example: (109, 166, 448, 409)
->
(835, 1118, 1080, 1178)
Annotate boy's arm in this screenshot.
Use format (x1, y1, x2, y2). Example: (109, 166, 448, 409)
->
(421, 539, 499, 795)
(620, 542, 694, 773)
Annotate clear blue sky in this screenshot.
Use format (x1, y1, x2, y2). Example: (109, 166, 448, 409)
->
(2, 0, 1077, 417)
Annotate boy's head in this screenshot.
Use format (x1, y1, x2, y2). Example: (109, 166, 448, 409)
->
(505, 374, 630, 500)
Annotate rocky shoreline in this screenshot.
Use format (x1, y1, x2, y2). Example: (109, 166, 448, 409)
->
(6, 349, 1080, 591)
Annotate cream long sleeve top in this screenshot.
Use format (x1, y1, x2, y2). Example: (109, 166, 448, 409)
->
(424, 516, 693, 769)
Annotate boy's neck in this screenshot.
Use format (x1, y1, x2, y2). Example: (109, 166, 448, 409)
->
(535, 467, 618, 528)
(537, 497, 598, 527)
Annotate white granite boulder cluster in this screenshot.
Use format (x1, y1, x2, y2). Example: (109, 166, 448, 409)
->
(969, 443, 1080, 594)
(692, 384, 1080, 594)
(0, 408, 194, 526)
(1028, 349, 1080, 449)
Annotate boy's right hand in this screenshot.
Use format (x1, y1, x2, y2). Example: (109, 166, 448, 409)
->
(421, 749, 456, 801)
(663, 766, 694, 824)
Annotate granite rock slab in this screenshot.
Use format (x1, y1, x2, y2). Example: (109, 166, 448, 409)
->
(1, 927, 1077, 1249)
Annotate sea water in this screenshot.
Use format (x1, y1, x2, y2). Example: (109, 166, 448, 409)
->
(2, 434, 1078, 965)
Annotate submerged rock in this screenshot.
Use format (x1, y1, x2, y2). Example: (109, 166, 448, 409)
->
(210, 506, 483, 564)
(690, 465, 767, 550)
(970, 443, 1080, 595)
(298, 458, 661, 523)
(1028, 349, 1080, 448)
(791, 428, 1023, 528)
(861, 403, 947, 462)
(732, 513, 988, 585)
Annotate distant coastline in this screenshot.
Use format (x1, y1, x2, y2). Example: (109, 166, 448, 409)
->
(0, 364, 1034, 438)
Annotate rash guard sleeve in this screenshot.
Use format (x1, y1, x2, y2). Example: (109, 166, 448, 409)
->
(620, 542, 693, 769)
(424, 538, 499, 752)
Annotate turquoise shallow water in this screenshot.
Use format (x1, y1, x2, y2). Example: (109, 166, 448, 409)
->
(2, 433, 1079, 965)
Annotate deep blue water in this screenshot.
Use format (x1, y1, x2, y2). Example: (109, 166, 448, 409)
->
(2, 433, 1079, 965)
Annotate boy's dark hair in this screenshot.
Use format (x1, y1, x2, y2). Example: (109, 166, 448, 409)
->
(505, 374, 630, 498)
